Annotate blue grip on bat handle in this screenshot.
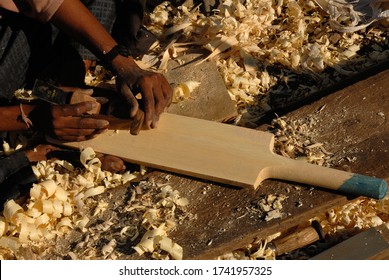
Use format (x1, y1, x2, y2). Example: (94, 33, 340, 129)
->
(338, 174, 388, 199)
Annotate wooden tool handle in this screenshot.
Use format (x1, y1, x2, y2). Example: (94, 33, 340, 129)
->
(264, 154, 388, 199)
(83, 109, 145, 135)
(70, 90, 144, 134)
(270, 226, 321, 256)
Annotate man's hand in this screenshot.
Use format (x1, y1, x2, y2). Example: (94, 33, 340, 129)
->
(50, 102, 109, 141)
(112, 57, 173, 130)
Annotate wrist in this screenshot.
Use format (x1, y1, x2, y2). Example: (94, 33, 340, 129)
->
(102, 45, 132, 62)
(102, 45, 134, 73)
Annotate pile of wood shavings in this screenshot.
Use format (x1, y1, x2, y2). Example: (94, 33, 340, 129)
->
(269, 112, 334, 167)
(252, 194, 288, 222)
(218, 231, 281, 260)
(144, 0, 389, 125)
(85, 1, 388, 125)
(63, 180, 190, 260)
(320, 196, 389, 238)
(0, 148, 190, 260)
(218, 113, 389, 259)
(269, 114, 389, 254)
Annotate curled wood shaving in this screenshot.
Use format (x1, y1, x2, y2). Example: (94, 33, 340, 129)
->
(0, 147, 138, 257)
(132, 184, 189, 260)
(172, 81, 200, 103)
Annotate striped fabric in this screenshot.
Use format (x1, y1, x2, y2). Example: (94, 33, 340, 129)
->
(0, 0, 145, 100)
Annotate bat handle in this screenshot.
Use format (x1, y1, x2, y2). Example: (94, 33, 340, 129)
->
(265, 154, 388, 199)
(336, 174, 387, 199)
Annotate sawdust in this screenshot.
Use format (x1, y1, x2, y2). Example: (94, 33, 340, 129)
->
(269, 113, 334, 167)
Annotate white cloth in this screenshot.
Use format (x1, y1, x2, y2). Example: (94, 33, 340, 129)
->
(0, 0, 64, 22)
(315, 0, 389, 32)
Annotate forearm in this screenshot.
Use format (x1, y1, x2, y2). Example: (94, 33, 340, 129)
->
(51, 1, 119, 60)
(0, 104, 36, 132)
(50, 0, 141, 75)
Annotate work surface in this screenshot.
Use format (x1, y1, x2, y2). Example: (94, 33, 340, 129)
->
(90, 65, 389, 260)
(28, 64, 389, 260)
(153, 64, 389, 259)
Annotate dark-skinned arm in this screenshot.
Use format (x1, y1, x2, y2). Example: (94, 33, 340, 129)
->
(0, 102, 108, 141)
(49, 0, 172, 129)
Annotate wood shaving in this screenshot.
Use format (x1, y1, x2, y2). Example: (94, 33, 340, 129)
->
(269, 114, 334, 167)
(172, 80, 200, 103)
(0, 148, 188, 258)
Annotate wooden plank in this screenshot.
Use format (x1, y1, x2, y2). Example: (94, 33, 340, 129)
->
(370, 224, 389, 260)
(137, 172, 347, 259)
(39, 66, 389, 260)
(265, 68, 389, 182)
(50, 111, 387, 199)
(164, 67, 389, 259)
(165, 53, 238, 122)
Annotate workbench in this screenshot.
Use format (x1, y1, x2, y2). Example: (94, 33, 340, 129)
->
(17, 60, 389, 261)
(110, 60, 389, 259)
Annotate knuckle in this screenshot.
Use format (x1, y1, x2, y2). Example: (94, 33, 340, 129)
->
(73, 105, 83, 116)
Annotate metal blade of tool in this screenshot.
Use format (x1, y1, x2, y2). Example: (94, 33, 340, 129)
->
(31, 79, 144, 134)
(311, 224, 389, 260)
(164, 53, 238, 122)
(48, 112, 388, 199)
(32, 79, 72, 104)
(32, 79, 101, 114)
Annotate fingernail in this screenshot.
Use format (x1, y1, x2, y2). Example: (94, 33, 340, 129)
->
(152, 119, 159, 128)
(113, 162, 123, 171)
(97, 120, 109, 128)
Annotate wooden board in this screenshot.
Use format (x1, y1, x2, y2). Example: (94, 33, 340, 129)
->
(50, 112, 387, 199)
(167, 66, 389, 259)
(165, 52, 238, 122)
